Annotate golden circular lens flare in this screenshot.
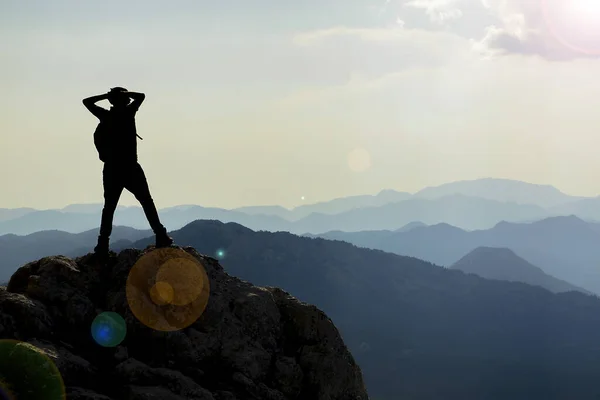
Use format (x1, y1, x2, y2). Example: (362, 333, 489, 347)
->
(150, 281, 174, 305)
(126, 248, 210, 332)
(156, 257, 204, 306)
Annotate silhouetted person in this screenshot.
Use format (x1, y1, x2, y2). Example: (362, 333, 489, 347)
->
(83, 87, 173, 256)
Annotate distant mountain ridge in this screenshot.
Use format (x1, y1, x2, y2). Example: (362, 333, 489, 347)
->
(414, 178, 585, 208)
(0, 226, 152, 283)
(395, 221, 428, 232)
(0, 194, 553, 235)
(6, 219, 600, 397)
(451, 247, 589, 294)
(0, 207, 37, 222)
(115, 220, 600, 399)
(1, 178, 599, 236)
(311, 215, 600, 295)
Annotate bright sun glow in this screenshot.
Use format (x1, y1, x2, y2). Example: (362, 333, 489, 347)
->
(566, 0, 600, 23)
(543, 0, 600, 54)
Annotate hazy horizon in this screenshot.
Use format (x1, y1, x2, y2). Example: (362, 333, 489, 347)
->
(0, 176, 595, 211)
(4, 0, 600, 210)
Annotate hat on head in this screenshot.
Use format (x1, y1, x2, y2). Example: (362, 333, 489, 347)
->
(109, 87, 128, 94)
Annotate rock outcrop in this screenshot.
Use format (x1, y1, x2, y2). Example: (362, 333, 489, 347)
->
(0, 246, 369, 400)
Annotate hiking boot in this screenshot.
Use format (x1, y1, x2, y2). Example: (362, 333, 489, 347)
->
(94, 236, 110, 257)
(156, 233, 174, 248)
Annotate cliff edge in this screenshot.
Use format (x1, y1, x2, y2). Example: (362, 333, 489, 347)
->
(0, 246, 369, 400)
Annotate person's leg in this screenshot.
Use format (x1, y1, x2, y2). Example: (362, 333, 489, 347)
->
(96, 163, 124, 254)
(125, 163, 173, 246)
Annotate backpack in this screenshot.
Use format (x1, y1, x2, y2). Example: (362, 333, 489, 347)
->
(93, 112, 143, 162)
(93, 121, 110, 162)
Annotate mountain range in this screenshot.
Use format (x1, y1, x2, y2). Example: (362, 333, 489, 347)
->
(90, 221, 600, 398)
(450, 246, 588, 294)
(2, 178, 600, 236)
(3, 214, 599, 296)
(414, 178, 587, 208)
(0, 226, 151, 283)
(310, 215, 600, 295)
(6, 218, 600, 398)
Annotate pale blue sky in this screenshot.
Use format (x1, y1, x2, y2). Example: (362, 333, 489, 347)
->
(2, 0, 600, 209)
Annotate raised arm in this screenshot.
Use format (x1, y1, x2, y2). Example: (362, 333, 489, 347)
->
(126, 91, 146, 111)
(82, 93, 110, 119)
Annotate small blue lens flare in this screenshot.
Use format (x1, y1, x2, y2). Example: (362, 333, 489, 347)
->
(216, 248, 226, 259)
(91, 312, 127, 347)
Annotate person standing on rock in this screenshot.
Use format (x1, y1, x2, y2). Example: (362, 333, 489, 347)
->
(83, 87, 173, 256)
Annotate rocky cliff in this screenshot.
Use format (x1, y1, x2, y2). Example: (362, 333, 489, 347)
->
(0, 246, 369, 400)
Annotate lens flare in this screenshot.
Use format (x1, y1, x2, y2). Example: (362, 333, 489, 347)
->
(0, 340, 65, 400)
(91, 312, 127, 347)
(542, 0, 600, 55)
(150, 281, 175, 305)
(155, 258, 204, 306)
(126, 247, 210, 332)
(347, 147, 372, 172)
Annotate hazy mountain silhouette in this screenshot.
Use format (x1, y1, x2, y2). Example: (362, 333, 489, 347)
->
(312, 215, 600, 295)
(292, 194, 550, 233)
(0, 206, 291, 236)
(414, 178, 584, 207)
(0, 190, 412, 227)
(237, 179, 584, 218)
(0, 226, 151, 282)
(59, 203, 135, 214)
(451, 246, 588, 294)
(303, 222, 427, 242)
(0, 207, 37, 222)
(550, 197, 600, 221)
(1, 189, 411, 229)
(289, 189, 412, 219)
(0, 210, 106, 235)
(229, 205, 295, 220)
(11, 214, 600, 293)
(5, 208, 595, 285)
(5, 178, 594, 236)
(102, 219, 600, 399)
(0, 195, 554, 235)
(303, 229, 400, 250)
(233, 190, 412, 221)
(395, 221, 428, 232)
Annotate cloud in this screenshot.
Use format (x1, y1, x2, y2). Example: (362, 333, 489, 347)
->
(403, 0, 464, 24)
(475, 0, 600, 59)
(291, 25, 473, 82)
(294, 26, 391, 45)
(290, 1, 600, 69)
(293, 26, 428, 45)
(396, 0, 600, 60)
(470, 0, 553, 58)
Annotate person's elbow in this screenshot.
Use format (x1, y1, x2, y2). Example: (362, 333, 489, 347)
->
(134, 93, 146, 105)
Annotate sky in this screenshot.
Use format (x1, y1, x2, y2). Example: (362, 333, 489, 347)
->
(2, 0, 600, 209)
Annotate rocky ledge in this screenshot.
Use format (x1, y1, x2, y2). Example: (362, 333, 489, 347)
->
(0, 246, 369, 400)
